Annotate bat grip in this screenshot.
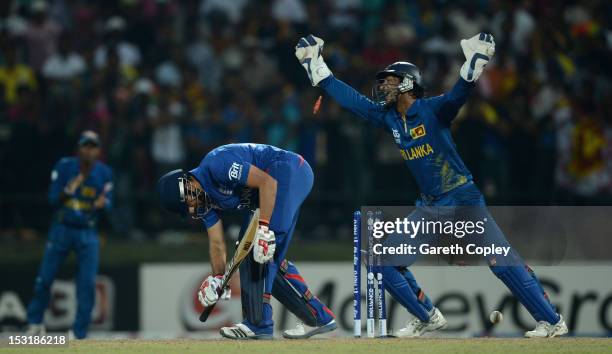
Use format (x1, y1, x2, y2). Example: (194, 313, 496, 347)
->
(199, 303, 215, 322)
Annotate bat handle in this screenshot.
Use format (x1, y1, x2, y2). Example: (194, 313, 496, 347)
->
(199, 303, 216, 322)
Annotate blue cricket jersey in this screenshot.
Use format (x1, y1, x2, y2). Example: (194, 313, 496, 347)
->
(190, 143, 298, 229)
(320, 75, 475, 197)
(49, 157, 113, 228)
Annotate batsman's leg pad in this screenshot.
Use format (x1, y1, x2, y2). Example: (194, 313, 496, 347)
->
(272, 260, 334, 327)
(239, 252, 266, 327)
(272, 268, 317, 327)
(490, 265, 559, 324)
(401, 268, 434, 312)
(377, 265, 429, 322)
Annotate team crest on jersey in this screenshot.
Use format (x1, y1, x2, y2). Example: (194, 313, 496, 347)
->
(80, 186, 96, 198)
(228, 162, 243, 181)
(410, 124, 426, 139)
(392, 129, 401, 144)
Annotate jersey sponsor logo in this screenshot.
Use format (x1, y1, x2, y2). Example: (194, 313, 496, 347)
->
(399, 143, 434, 161)
(228, 162, 243, 181)
(392, 129, 401, 144)
(410, 124, 426, 139)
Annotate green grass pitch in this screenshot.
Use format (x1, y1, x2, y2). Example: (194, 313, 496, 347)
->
(2, 338, 611, 354)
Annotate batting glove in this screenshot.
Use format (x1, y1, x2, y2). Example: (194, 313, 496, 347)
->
(459, 32, 495, 82)
(253, 220, 276, 264)
(198, 274, 230, 307)
(295, 34, 332, 86)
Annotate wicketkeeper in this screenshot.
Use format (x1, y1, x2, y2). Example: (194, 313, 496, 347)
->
(157, 143, 336, 339)
(296, 33, 567, 338)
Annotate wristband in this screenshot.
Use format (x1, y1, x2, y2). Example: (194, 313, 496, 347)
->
(259, 219, 270, 228)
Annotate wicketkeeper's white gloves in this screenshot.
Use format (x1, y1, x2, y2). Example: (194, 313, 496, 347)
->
(295, 34, 332, 86)
(253, 222, 276, 263)
(198, 274, 230, 307)
(459, 32, 495, 82)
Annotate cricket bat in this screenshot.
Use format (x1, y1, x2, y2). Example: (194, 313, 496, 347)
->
(199, 208, 260, 322)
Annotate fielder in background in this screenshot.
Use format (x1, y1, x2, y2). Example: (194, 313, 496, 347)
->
(26, 131, 113, 339)
(296, 33, 567, 338)
(157, 143, 336, 340)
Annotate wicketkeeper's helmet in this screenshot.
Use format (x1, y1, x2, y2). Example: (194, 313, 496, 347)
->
(373, 61, 424, 105)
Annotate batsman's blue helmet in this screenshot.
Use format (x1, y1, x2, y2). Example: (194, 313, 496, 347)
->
(157, 169, 212, 219)
(157, 169, 189, 217)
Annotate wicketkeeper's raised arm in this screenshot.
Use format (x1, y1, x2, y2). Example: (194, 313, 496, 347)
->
(295, 35, 385, 126)
(426, 32, 496, 124)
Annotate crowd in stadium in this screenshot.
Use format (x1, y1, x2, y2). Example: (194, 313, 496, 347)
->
(0, 0, 610, 239)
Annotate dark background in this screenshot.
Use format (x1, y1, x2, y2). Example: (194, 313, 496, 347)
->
(0, 0, 610, 245)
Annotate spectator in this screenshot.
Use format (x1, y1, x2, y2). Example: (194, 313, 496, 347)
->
(22, 0, 61, 72)
(150, 94, 186, 177)
(200, 0, 248, 24)
(0, 45, 36, 105)
(42, 31, 86, 83)
(94, 16, 141, 69)
(185, 28, 223, 93)
(271, 0, 308, 24)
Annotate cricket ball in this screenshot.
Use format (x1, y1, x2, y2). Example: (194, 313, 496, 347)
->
(489, 310, 503, 324)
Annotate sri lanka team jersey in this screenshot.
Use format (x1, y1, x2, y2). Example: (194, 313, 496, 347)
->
(49, 157, 113, 228)
(320, 76, 475, 197)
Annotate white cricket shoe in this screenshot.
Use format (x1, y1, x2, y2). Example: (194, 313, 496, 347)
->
(25, 324, 46, 335)
(396, 307, 447, 338)
(282, 319, 338, 339)
(220, 323, 272, 340)
(525, 315, 568, 338)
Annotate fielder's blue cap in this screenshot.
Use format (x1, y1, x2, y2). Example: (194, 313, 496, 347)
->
(78, 130, 101, 146)
(157, 169, 188, 217)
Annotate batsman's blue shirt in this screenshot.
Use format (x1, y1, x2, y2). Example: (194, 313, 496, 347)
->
(49, 157, 113, 228)
(190, 143, 299, 229)
(320, 76, 475, 197)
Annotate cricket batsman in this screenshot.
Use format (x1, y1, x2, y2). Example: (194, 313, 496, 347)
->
(26, 131, 113, 339)
(295, 33, 567, 338)
(157, 143, 336, 339)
